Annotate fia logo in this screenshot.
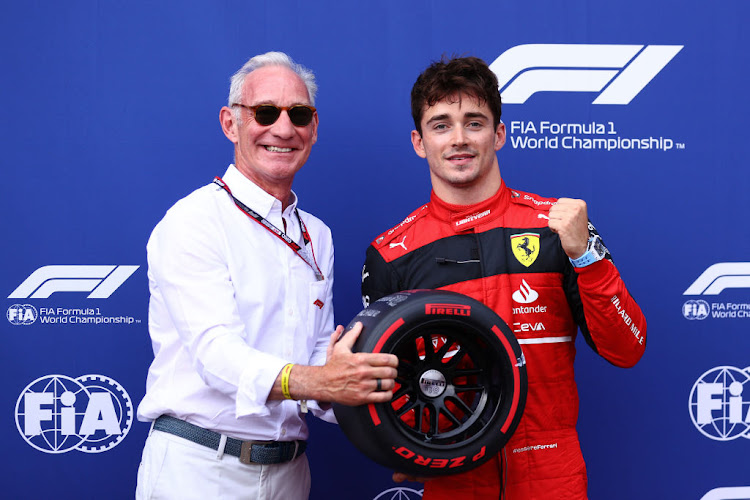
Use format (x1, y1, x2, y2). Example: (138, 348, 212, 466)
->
(7, 304, 38, 325)
(15, 374, 133, 453)
(688, 366, 750, 441)
(373, 487, 423, 500)
(683, 299, 710, 320)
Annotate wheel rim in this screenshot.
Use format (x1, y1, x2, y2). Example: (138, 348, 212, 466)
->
(387, 320, 504, 447)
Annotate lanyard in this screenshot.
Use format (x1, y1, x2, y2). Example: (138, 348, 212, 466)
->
(213, 177, 324, 281)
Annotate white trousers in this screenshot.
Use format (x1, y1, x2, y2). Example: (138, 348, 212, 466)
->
(135, 429, 311, 500)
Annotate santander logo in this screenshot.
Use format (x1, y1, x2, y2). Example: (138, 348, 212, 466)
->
(512, 280, 539, 304)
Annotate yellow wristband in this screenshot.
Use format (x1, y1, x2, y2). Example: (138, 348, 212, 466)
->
(281, 363, 294, 400)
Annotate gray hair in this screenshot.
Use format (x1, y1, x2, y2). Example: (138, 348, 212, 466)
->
(227, 52, 318, 117)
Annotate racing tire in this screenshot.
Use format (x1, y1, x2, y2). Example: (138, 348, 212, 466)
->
(333, 290, 527, 477)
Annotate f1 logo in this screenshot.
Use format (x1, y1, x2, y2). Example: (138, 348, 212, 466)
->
(684, 263, 750, 295)
(700, 487, 750, 500)
(489, 44, 683, 104)
(8, 265, 139, 299)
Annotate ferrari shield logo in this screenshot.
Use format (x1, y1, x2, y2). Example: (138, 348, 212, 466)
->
(511, 233, 540, 267)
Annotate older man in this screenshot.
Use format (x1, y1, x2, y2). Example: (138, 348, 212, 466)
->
(136, 52, 398, 500)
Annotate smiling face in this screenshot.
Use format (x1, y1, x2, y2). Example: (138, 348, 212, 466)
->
(220, 65, 318, 204)
(411, 93, 505, 205)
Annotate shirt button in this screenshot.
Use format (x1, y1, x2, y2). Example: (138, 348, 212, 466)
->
(288, 308, 294, 316)
(281, 428, 286, 436)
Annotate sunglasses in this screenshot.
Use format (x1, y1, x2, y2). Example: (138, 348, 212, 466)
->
(233, 103, 316, 127)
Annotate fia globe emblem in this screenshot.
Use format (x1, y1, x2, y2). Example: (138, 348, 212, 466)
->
(682, 300, 709, 320)
(689, 366, 750, 441)
(15, 374, 133, 453)
(7, 304, 38, 325)
(373, 487, 423, 500)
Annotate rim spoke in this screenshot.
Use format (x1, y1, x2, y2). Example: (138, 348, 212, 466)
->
(395, 398, 418, 418)
(454, 384, 483, 393)
(440, 406, 463, 427)
(443, 347, 468, 367)
(418, 403, 428, 434)
(421, 334, 435, 361)
(393, 384, 410, 400)
(428, 403, 439, 435)
(454, 366, 482, 374)
(398, 360, 416, 378)
(447, 395, 474, 416)
(435, 339, 454, 360)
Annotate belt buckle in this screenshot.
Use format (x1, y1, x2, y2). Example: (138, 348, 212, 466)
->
(239, 440, 273, 465)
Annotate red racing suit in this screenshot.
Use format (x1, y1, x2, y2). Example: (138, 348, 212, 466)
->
(361, 183, 647, 500)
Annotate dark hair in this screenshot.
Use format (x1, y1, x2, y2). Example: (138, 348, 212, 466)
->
(411, 56, 502, 135)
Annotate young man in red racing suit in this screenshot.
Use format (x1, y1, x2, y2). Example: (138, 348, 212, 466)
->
(360, 56, 646, 500)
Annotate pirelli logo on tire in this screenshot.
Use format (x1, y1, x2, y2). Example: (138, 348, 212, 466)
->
(425, 304, 471, 316)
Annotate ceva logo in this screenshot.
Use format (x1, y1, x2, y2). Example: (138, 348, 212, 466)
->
(8, 265, 139, 299)
(16, 374, 133, 453)
(490, 44, 683, 104)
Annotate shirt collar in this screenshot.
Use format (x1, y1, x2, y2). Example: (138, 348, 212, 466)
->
(429, 181, 511, 232)
(221, 164, 299, 219)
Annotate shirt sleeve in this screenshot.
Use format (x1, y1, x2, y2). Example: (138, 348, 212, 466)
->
(308, 225, 335, 368)
(148, 200, 287, 417)
(306, 225, 338, 423)
(564, 226, 647, 368)
(573, 259, 647, 368)
(362, 244, 400, 307)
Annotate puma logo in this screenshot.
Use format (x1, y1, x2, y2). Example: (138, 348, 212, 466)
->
(389, 235, 408, 251)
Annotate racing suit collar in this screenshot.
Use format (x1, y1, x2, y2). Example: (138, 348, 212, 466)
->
(430, 182, 511, 232)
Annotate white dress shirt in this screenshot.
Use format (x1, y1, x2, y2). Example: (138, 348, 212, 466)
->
(137, 164, 335, 441)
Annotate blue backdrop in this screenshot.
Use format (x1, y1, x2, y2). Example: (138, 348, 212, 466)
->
(2, 1, 749, 499)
